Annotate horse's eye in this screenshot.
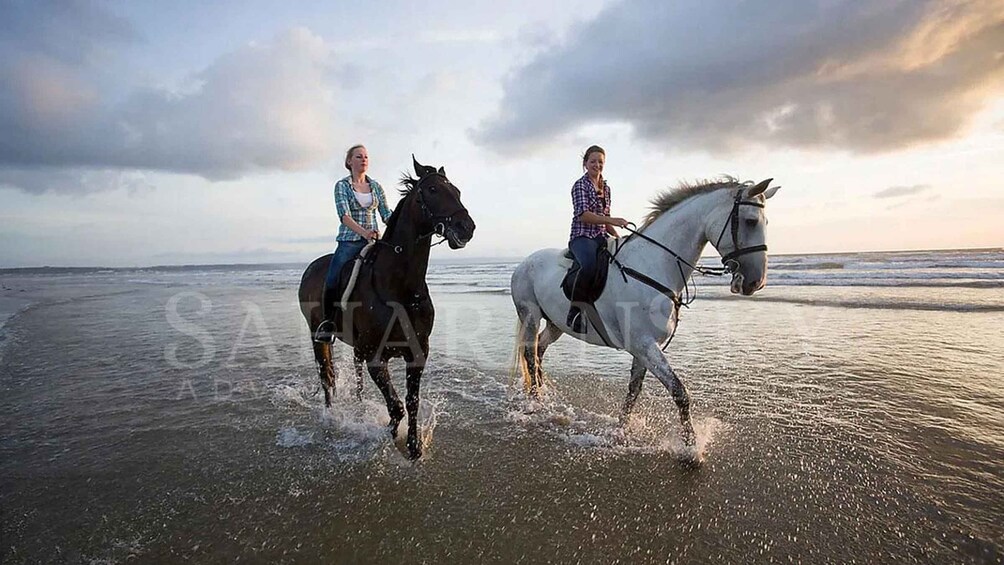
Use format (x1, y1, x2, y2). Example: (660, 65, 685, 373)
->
(745, 218, 758, 228)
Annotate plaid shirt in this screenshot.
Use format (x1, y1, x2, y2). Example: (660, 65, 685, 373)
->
(333, 176, 393, 242)
(569, 173, 611, 241)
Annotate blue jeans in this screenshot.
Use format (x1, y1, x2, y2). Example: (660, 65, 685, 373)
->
(569, 235, 606, 283)
(322, 239, 367, 319)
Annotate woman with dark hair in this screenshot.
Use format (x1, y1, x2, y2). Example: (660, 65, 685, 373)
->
(315, 144, 393, 342)
(566, 145, 628, 332)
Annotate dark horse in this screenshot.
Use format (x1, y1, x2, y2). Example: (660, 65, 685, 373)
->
(298, 157, 475, 459)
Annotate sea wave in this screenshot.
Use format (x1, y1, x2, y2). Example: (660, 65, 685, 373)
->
(700, 294, 1004, 313)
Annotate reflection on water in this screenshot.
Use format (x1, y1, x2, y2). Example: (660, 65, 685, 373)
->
(0, 266, 1002, 563)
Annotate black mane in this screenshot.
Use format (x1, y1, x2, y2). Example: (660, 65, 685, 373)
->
(380, 172, 426, 240)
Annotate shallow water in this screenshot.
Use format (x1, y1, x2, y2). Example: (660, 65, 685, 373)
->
(1, 253, 1003, 563)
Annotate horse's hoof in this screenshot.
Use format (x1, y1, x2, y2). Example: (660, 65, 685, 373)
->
(678, 446, 704, 468)
(407, 441, 423, 460)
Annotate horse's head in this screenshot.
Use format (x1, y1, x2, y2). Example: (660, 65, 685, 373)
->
(709, 178, 780, 296)
(410, 156, 476, 249)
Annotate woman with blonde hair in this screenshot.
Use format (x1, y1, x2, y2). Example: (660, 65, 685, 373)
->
(315, 144, 393, 342)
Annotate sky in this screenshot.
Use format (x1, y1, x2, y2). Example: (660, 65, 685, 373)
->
(1, 0, 1002, 267)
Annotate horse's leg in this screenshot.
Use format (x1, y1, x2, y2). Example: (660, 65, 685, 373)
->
(352, 354, 365, 401)
(515, 307, 543, 395)
(367, 359, 404, 437)
(532, 321, 563, 387)
(620, 356, 646, 424)
(312, 341, 337, 407)
(404, 362, 424, 460)
(638, 343, 696, 446)
(536, 320, 563, 359)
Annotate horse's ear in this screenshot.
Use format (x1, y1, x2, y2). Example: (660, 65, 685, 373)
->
(438, 166, 445, 175)
(746, 178, 773, 198)
(763, 185, 780, 200)
(413, 154, 434, 177)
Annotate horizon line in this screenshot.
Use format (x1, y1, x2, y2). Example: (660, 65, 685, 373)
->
(1, 245, 1000, 272)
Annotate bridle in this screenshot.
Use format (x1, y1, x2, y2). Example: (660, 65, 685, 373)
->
(714, 188, 767, 272)
(413, 171, 470, 242)
(607, 186, 768, 350)
(374, 171, 470, 254)
(619, 187, 767, 276)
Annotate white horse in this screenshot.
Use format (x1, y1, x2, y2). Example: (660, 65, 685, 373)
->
(511, 177, 780, 453)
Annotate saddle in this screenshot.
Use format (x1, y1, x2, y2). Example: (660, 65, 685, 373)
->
(557, 239, 622, 348)
(559, 238, 619, 303)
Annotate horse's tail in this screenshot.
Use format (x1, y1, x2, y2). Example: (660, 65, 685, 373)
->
(512, 318, 542, 393)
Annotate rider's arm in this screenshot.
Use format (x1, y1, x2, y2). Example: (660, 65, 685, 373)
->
(579, 211, 628, 228)
(341, 215, 378, 240)
(374, 182, 393, 224)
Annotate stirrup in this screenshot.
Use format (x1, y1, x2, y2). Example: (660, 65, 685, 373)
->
(566, 309, 585, 334)
(313, 319, 336, 343)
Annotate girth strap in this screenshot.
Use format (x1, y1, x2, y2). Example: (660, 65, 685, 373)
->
(620, 266, 682, 308)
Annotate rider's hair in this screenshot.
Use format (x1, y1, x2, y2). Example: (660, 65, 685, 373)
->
(582, 145, 605, 168)
(345, 144, 366, 171)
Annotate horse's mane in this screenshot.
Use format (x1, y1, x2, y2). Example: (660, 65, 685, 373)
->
(380, 172, 423, 240)
(641, 175, 752, 228)
(398, 173, 420, 196)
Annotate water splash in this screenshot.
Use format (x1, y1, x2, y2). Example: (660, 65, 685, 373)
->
(269, 367, 447, 463)
(505, 386, 723, 461)
(275, 427, 315, 448)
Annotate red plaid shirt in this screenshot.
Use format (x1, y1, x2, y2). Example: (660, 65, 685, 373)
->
(569, 173, 611, 241)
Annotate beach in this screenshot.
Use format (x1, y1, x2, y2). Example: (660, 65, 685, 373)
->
(1, 250, 1002, 563)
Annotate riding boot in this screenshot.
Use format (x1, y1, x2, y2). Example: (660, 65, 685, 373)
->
(566, 270, 586, 333)
(313, 282, 339, 343)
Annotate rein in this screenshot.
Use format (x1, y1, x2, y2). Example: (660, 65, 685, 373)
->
(372, 171, 469, 254)
(606, 188, 767, 350)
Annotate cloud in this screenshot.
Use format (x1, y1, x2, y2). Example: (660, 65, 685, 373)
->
(0, 2, 338, 193)
(0, 0, 138, 66)
(472, 0, 1004, 155)
(874, 184, 932, 198)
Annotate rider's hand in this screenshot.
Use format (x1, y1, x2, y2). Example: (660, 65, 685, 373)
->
(609, 217, 629, 228)
(368, 230, 380, 241)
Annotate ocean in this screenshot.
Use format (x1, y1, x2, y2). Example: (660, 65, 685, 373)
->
(1, 248, 1002, 563)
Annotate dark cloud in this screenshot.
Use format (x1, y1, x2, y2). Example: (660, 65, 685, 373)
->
(874, 184, 932, 199)
(0, 2, 337, 193)
(473, 0, 1004, 154)
(0, 167, 154, 195)
(0, 0, 138, 66)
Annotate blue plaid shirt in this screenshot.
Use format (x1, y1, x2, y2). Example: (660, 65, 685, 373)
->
(333, 176, 393, 242)
(569, 173, 611, 241)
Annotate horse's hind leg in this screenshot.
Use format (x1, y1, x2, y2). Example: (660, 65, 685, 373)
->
(536, 320, 563, 359)
(620, 356, 646, 424)
(312, 342, 337, 407)
(367, 359, 404, 437)
(515, 305, 543, 395)
(531, 321, 563, 388)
